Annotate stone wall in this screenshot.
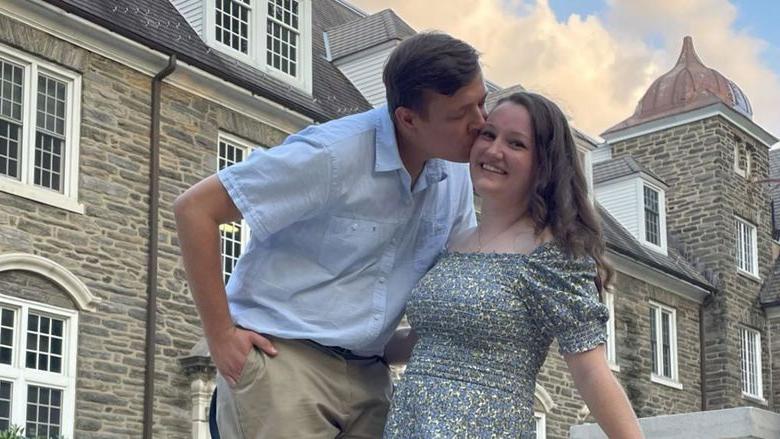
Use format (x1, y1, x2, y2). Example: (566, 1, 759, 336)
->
(0, 14, 287, 438)
(537, 271, 702, 438)
(610, 116, 773, 410)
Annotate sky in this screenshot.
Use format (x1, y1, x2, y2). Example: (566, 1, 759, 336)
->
(349, 0, 780, 146)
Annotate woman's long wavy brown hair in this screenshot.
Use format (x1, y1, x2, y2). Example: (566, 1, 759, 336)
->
(495, 92, 614, 292)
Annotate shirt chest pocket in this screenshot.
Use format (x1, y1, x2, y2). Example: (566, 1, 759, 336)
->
(318, 216, 398, 275)
(413, 216, 449, 273)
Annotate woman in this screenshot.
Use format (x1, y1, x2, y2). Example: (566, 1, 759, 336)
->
(383, 92, 643, 438)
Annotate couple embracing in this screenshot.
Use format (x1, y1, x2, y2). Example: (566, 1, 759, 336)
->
(174, 32, 643, 439)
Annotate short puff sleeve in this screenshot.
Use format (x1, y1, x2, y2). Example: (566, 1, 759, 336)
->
(524, 247, 609, 355)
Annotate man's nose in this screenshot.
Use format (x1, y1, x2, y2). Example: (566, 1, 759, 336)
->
(470, 108, 486, 133)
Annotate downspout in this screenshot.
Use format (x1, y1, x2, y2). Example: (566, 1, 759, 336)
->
(144, 54, 177, 439)
(700, 293, 713, 411)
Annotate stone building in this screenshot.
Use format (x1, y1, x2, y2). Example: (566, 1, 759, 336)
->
(0, 0, 375, 437)
(574, 36, 779, 438)
(0, 1, 778, 439)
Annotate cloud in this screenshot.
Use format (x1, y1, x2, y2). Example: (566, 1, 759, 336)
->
(349, 0, 780, 141)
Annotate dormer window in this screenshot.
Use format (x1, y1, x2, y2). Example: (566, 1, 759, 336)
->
(207, 0, 311, 92)
(734, 141, 751, 178)
(640, 182, 667, 252)
(593, 156, 668, 255)
(644, 185, 661, 246)
(215, 0, 250, 55)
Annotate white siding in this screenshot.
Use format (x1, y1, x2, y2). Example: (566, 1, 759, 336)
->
(591, 144, 612, 163)
(335, 44, 397, 107)
(172, 0, 204, 36)
(595, 178, 641, 238)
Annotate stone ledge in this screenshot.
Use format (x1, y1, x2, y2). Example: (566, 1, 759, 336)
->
(570, 407, 780, 439)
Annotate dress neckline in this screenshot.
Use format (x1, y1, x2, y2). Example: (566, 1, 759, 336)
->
(443, 239, 559, 259)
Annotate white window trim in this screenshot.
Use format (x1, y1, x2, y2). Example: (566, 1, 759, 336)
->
(534, 411, 546, 439)
(217, 132, 262, 283)
(638, 180, 666, 254)
(605, 291, 620, 372)
(735, 216, 759, 278)
(0, 43, 83, 214)
(0, 294, 78, 437)
(740, 326, 765, 402)
(204, 0, 313, 94)
(649, 301, 681, 388)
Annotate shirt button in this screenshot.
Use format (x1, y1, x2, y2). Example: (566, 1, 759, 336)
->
(351, 223, 358, 231)
(379, 277, 386, 284)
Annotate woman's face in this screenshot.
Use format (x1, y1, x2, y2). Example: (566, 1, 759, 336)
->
(469, 101, 537, 206)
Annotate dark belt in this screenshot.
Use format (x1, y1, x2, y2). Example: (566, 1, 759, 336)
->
(305, 339, 378, 361)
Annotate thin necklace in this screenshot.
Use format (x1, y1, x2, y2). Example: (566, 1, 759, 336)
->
(476, 223, 536, 252)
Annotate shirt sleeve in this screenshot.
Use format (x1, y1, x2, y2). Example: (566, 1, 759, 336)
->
(217, 137, 336, 242)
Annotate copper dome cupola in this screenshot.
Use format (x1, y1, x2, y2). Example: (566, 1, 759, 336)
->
(603, 36, 753, 135)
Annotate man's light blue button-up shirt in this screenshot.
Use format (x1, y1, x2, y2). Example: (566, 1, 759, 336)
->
(218, 106, 476, 356)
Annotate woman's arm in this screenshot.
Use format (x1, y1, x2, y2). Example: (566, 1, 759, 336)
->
(565, 345, 644, 439)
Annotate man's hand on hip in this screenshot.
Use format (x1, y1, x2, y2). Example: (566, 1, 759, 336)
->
(208, 326, 278, 386)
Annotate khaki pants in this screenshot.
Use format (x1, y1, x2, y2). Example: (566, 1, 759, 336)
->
(216, 337, 392, 438)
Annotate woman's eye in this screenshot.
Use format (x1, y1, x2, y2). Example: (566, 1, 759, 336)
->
(509, 140, 525, 149)
(480, 131, 495, 139)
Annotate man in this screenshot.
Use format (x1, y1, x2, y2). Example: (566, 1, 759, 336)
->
(174, 32, 487, 438)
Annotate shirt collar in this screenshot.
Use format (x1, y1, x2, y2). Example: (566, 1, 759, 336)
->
(413, 159, 449, 193)
(374, 106, 405, 173)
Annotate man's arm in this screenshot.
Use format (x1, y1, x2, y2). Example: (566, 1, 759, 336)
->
(173, 175, 277, 386)
(565, 345, 644, 438)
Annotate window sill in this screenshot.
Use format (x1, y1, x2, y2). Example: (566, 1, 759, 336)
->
(651, 374, 683, 390)
(0, 179, 84, 214)
(736, 269, 761, 283)
(741, 393, 768, 405)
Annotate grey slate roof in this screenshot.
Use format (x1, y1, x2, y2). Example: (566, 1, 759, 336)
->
(485, 84, 526, 111)
(599, 205, 714, 292)
(593, 156, 665, 186)
(41, 0, 371, 122)
(327, 9, 415, 61)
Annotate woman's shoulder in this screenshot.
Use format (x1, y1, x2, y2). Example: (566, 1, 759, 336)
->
(445, 226, 478, 253)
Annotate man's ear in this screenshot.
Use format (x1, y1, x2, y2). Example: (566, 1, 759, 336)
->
(394, 106, 418, 133)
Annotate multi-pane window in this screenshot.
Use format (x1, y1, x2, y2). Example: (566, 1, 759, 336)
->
(217, 136, 251, 284)
(0, 58, 23, 180)
(25, 313, 64, 373)
(0, 308, 13, 365)
(605, 292, 617, 366)
(740, 327, 763, 399)
(0, 299, 76, 438)
(0, 45, 81, 212)
(643, 185, 660, 246)
(735, 217, 758, 276)
(25, 385, 62, 438)
(209, 0, 310, 89)
(266, 0, 300, 77)
(0, 381, 10, 431)
(649, 302, 677, 382)
(34, 75, 67, 191)
(216, 0, 251, 54)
